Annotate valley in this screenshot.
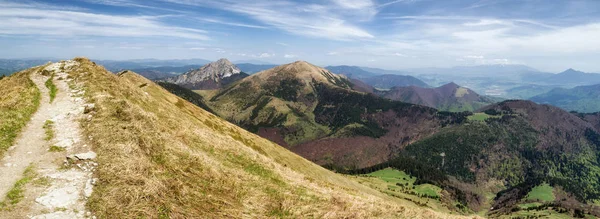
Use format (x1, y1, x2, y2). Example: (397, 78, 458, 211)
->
(151, 59, 600, 218)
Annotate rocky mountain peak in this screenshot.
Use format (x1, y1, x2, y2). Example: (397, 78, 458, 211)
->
(162, 58, 245, 89)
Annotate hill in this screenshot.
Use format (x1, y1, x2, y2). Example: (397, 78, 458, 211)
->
(128, 65, 202, 80)
(161, 60, 600, 217)
(0, 68, 9, 76)
(362, 74, 430, 89)
(530, 84, 600, 113)
(325, 66, 429, 89)
(381, 82, 496, 112)
(522, 68, 600, 86)
(95, 58, 211, 72)
(203, 61, 467, 169)
(504, 84, 559, 99)
(326, 65, 379, 79)
(0, 58, 475, 218)
(348, 100, 600, 217)
(163, 58, 248, 90)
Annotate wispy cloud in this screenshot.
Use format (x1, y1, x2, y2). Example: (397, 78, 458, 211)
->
(0, 4, 209, 40)
(196, 17, 268, 29)
(158, 0, 374, 40)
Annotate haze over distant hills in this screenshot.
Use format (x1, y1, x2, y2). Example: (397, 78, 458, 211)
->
(380, 82, 497, 112)
(530, 84, 600, 113)
(326, 65, 429, 89)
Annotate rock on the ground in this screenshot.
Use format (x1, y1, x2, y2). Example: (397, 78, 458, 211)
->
(69, 151, 97, 161)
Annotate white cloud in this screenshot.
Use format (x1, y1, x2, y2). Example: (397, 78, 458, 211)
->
(0, 6, 209, 40)
(327, 52, 339, 55)
(463, 19, 506, 26)
(277, 42, 289, 46)
(332, 0, 374, 9)
(258, 53, 274, 58)
(284, 54, 297, 58)
(189, 47, 206, 50)
(196, 17, 268, 29)
(464, 55, 484, 59)
(160, 0, 374, 40)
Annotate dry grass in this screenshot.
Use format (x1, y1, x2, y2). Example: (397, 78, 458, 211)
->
(60, 58, 475, 218)
(0, 69, 41, 157)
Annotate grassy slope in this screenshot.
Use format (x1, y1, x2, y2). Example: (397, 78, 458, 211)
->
(526, 183, 555, 202)
(66, 58, 465, 218)
(0, 68, 41, 157)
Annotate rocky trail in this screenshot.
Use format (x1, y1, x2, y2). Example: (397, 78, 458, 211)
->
(0, 61, 97, 218)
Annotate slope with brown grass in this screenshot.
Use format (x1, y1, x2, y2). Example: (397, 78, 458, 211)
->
(61, 58, 473, 218)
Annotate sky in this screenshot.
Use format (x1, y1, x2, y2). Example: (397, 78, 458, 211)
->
(0, 0, 599, 72)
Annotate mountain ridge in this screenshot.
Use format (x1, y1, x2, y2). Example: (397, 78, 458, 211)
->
(0, 57, 473, 218)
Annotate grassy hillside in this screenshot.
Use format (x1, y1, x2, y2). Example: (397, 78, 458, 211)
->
(203, 61, 469, 169)
(343, 100, 600, 217)
(59, 58, 466, 218)
(0, 67, 41, 157)
(380, 83, 497, 112)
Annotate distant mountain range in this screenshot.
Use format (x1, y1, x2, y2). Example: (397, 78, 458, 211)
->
(325, 65, 379, 79)
(504, 84, 560, 99)
(162, 58, 248, 90)
(326, 65, 429, 89)
(236, 63, 277, 74)
(129, 65, 202, 79)
(380, 82, 497, 112)
(522, 68, 600, 86)
(530, 83, 600, 113)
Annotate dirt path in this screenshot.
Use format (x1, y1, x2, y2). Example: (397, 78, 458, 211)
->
(0, 67, 52, 199)
(0, 61, 97, 218)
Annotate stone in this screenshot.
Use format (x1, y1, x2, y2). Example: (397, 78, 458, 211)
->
(71, 151, 97, 161)
(83, 104, 95, 114)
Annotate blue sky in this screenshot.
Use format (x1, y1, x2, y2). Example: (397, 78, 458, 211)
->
(0, 0, 599, 72)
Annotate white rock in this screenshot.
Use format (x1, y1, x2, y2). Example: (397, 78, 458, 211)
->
(35, 184, 80, 208)
(73, 151, 97, 160)
(84, 179, 93, 198)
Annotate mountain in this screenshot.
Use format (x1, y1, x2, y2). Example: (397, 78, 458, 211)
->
(380, 82, 496, 112)
(94, 58, 210, 72)
(504, 84, 560, 99)
(0, 59, 57, 75)
(411, 64, 539, 78)
(202, 60, 467, 169)
(361, 74, 430, 89)
(0, 58, 468, 218)
(359, 66, 410, 75)
(530, 84, 600, 113)
(0, 68, 10, 76)
(325, 66, 429, 89)
(235, 63, 278, 74)
(325, 65, 379, 79)
(522, 68, 600, 86)
(162, 58, 248, 90)
(160, 60, 600, 217)
(128, 65, 202, 80)
(349, 100, 600, 216)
